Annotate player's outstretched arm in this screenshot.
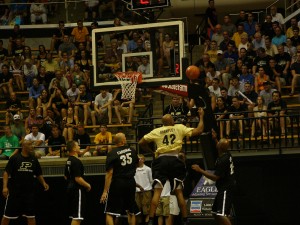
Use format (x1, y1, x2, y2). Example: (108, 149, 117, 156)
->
(191, 107, 205, 136)
(100, 168, 113, 203)
(191, 164, 220, 181)
(2, 171, 9, 198)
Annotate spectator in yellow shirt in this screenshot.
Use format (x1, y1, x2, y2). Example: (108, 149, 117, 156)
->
(206, 40, 218, 63)
(232, 23, 247, 48)
(93, 124, 112, 156)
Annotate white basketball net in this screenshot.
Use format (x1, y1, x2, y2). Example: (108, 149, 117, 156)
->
(115, 72, 141, 100)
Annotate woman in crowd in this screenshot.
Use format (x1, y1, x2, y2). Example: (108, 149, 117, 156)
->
(36, 45, 48, 69)
(10, 56, 24, 91)
(25, 107, 38, 133)
(62, 106, 78, 141)
(162, 33, 175, 69)
(22, 46, 35, 62)
(255, 66, 270, 93)
(77, 50, 92, 87)
(252, 96, 268, 137)
(37, 89, 52, 118)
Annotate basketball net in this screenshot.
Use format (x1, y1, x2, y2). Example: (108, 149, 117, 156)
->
(114, 72, 142, 100)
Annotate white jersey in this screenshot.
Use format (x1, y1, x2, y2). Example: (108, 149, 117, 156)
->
(134, 164, 153, 192)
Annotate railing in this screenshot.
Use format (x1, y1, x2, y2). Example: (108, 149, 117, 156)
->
(0, 0, 118, 25)
(189, 13, 206, 64)
(0, 142, 139, 158)
(265, 0, 300, 23)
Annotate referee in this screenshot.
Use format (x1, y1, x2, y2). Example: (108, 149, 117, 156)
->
(64, 141, 91, 225)
(1, 140, 49, 225)
(100, 133, 139, 225)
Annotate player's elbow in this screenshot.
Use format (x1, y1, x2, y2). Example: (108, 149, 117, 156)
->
(191, 128, 202, 136)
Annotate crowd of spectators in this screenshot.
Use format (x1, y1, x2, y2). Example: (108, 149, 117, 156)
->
(169, 3, 300, 139)
(1, 1, 300, 158)
(0, 0, 122, 25)
(0, 13, 167, 159)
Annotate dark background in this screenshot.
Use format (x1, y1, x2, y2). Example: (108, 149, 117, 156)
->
(0, 154, 300, 225)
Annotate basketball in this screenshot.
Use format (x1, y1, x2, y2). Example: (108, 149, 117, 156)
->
(186, 65, 200, 80)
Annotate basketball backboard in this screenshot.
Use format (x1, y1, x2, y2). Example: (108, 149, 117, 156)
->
(91, 20, 186, 88)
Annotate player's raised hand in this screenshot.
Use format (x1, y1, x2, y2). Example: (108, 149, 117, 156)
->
(198, 107, 204, 117)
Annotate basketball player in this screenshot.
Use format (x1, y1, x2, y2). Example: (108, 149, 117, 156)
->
(64, 141, 91, 225)
(138, 108, 204, 225)
(191, 138, 236, 225)
(1, 140, 49, 225)
(100, 133, 139, 225)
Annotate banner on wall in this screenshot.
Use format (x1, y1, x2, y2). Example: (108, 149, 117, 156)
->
(187, 170, 217, 218)
(157, 84, 188, 97)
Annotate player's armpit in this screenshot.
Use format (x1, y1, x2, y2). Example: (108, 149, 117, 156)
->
(138, 138, 154, 154)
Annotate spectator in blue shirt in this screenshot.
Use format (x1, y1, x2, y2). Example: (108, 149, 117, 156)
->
(127, 31, 140, 53)
(243, 12, 257, 38)
(272, 27, 287, 46)
(239, 64, 254, 92)
(29, 77, 45, 108)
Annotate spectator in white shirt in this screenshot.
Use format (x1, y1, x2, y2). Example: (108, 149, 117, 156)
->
(91, 89, 113, 126)
(208, 78, 221, 97)
(24, 124, 45, 158)
(66, 83, 80, 105)
(270, 5, 284, 28)
(137, 56, 150, 75)
(134, 154, 153, 225)
(30, 0, 47, 24)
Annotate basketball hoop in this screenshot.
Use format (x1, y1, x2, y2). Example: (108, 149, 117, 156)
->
(114, 72, 143, 100)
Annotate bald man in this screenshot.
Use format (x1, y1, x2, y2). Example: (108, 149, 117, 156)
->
(212, 24, 224, 47)
(191, 138, 236, 225)
(139, 108, 204, 225)
(100, 133, 139, 225)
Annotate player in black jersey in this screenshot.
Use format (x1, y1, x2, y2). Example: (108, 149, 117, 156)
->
(100, 133, 139, 225)
(64, 141, 91, 225)
(1, 140, 49, 225)
(192, 138, 236, 225)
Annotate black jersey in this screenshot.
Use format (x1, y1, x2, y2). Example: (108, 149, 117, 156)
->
(163, 103, 189, 118)
(65, 156, 85, 189)
(74, 132, 91, 149)
(5, 153, 42, 192)
(106, 146, 138, 179)
(214, 152, 236, 191)
(48, 135, 66, 151)
(6, 98, 22, 111)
